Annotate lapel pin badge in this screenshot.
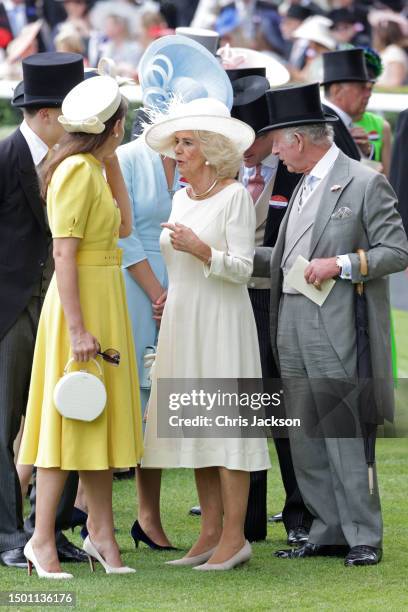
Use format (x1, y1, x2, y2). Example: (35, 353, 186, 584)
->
(330, 184, 341, 192)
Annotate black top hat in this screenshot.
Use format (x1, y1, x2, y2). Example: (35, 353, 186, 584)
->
(328, 8, 357, 26)
(286, 5, 315, 21)
(12, 52, 84, 108)
(231, 76, 270, 135)
(322, 48, 372, 86)
(258, 82, 338, 134)
(226, 67, 266, 83)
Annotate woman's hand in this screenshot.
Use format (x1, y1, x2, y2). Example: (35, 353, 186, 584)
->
(161, 223, 211, 263)
(70, 328, 100, 362)
(161, 222, 200, 253)
(152, 290, 167, 327)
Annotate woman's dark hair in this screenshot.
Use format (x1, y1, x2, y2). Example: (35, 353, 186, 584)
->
(376, 21, 404, 48)
(41, 96, 128, 198)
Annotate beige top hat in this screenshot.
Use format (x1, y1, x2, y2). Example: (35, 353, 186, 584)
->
(58, 75, 122, 134)
(144, 97, 254, 158)
(6, 20, 43, 64)
(293, 15, 336, 50)
(217, 43, 290, 87)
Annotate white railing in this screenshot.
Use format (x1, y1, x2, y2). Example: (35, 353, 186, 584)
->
(0, 79, 407, 111)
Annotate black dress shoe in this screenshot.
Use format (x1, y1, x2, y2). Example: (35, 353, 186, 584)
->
(287, 526, 309, 546)
(344, 546, 382, 567)
(275, 542, 350, 559)
(268, 512, 283, 523)
(189, 505, 201, 516)
(57, 540, 88, 563)
(0, 547, 27, 568)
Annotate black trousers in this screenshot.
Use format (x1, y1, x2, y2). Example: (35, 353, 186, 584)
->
(0, 299, 78, 552)
(245, 289, 313, 541)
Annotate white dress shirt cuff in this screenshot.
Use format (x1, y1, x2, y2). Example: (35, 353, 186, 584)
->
(337, 254, 352, 280)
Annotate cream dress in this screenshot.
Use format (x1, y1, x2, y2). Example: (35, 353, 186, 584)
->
(142, 182, 271, 471)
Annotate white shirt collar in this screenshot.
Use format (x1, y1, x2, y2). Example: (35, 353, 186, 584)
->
(261, 153, 279, 169)
(323, 99, 353, 129)
(19, 120, 49, 167)
(242, 153, 278, 176)
(308, 143, 340, 182)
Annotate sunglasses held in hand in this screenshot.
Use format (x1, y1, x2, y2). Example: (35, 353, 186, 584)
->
(97, 348, 120, 366)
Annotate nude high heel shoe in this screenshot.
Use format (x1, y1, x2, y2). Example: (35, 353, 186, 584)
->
(24, 540, 73, 579)
(83, 536, 136, 574)
(165, 547, 216, 567)
(193, 540, 252, 571)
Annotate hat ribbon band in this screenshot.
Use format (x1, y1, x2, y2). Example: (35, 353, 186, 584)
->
(142, 54, 176, 108)
(217, 43, 247, 69)
(97, 57, 136, 86)
(58, 115, 105, 134)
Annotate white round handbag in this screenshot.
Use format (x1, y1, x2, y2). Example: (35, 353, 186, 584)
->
(53, 358, 107, 422)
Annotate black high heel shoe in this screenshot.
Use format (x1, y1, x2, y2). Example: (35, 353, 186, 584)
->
(70, 507, 88, 532)
(130, 520, 178, 551)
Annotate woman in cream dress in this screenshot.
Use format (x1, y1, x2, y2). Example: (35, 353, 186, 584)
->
(143, 98, 271, 571)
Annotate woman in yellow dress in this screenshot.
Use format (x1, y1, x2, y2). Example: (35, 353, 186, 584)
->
(18, 75, 143, 578)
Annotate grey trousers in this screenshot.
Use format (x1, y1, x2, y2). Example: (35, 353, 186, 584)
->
(277, 294, 383, 548)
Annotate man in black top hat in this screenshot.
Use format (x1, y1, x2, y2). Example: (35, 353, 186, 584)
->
(230, 71, 313, 545)
(252, 81, 408, 566)
(0, 51, 87, 568)
(281, 3, 323, 66)
(322, 48, 374, 161)
(328, 8, 370, 48)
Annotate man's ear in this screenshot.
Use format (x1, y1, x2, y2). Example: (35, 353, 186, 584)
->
(330, 83, 342, 98)
(37, 108, 51, 123)
(294, 132, 304, 152)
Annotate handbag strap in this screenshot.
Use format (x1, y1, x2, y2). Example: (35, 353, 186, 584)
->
(64, 357, 103, 377)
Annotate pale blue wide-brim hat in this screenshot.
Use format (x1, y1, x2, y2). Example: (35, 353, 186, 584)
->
(138, 34, 233, 111)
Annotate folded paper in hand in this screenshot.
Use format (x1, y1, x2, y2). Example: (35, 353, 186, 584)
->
(285, 255, 336, 307)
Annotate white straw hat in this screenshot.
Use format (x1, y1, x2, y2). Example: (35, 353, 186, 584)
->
(293, 15, 336, 51)
(58, 75, 121, 134)
(217, 44, 290, 87)
(144, 97, 255, 158)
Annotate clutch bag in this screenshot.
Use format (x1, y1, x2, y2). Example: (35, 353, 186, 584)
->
(140, 345, 156, 390)
(53, 358, 107, 421)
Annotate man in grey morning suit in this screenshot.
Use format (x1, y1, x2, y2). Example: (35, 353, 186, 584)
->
(253, 82, 408, 566)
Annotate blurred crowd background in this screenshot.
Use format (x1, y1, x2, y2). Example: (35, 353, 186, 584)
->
(0, 0, 407, 88)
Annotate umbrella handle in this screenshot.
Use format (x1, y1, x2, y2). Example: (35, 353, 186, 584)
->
(368, 465, 375, 495)
(356, 249, 368, 296)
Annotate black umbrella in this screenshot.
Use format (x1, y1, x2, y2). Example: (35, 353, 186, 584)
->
(355, 249, 378, 494)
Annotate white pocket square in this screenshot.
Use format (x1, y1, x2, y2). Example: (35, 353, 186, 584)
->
(331, 207, 353, 219)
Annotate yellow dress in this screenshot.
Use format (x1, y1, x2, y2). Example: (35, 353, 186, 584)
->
(19, 153, 143, 470)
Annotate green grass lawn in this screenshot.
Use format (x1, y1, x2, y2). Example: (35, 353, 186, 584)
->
(1, 439, 407, 611)
(1, 311, 407, 610)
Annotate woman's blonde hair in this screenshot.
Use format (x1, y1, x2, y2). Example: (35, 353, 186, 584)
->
(163, 130, 242, 179)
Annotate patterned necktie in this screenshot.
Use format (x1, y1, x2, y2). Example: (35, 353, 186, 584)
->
(297, 174, 317, 214)
(247, 164, 265, 204)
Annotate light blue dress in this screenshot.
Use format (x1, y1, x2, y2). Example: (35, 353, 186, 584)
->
(118, 137, 179, 413)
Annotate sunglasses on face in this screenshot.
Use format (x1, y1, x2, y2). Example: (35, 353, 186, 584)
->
(97, 348, 120, 366)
